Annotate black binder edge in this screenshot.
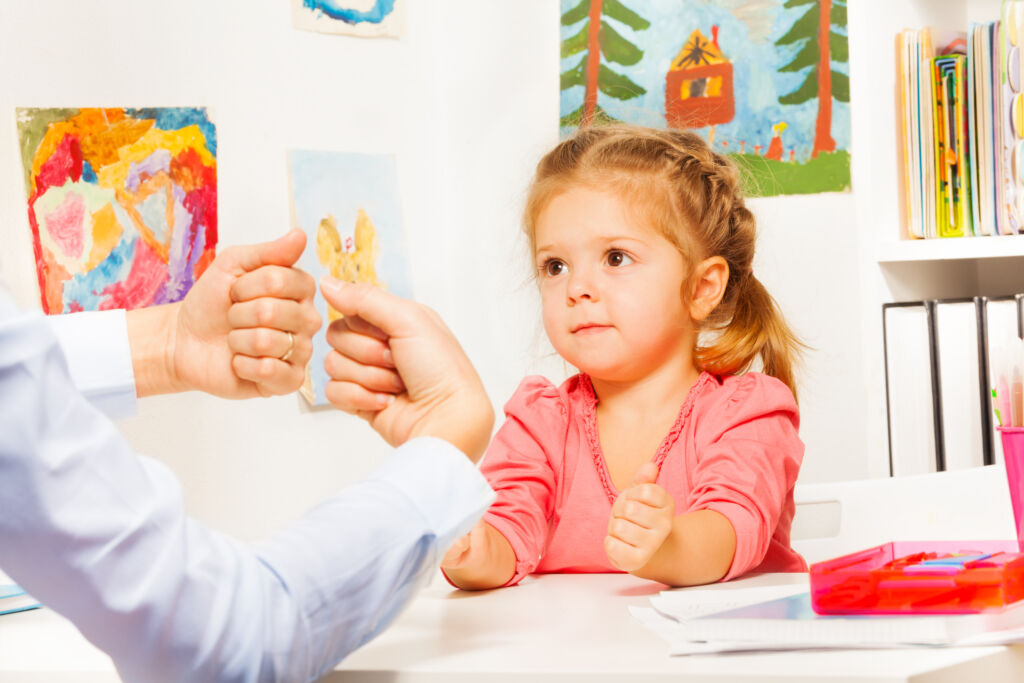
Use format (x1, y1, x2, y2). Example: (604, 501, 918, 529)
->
(1017, 294, 1024, 340)
(929, 295, 1001, 471)
(980, 294, 1024, 467)
(882, 301, 944, 476)
(976, 297, 995, 466)
(925, 300, 945, 472)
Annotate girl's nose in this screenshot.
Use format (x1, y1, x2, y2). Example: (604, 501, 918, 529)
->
(567, 269, 597, 304)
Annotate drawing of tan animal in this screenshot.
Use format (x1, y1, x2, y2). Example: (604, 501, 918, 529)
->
(316, 208, 384, 322)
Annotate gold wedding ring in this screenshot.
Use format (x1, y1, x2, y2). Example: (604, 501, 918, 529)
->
(280, 331, 295, 362)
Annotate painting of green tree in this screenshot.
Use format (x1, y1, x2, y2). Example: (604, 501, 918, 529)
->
(559, 0, 851, 196)
(560, 0, 651, 128)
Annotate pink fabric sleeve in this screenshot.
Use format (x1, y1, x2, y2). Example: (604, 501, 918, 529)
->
(479, 376, 567, 586)
(685, 373, 803, 581)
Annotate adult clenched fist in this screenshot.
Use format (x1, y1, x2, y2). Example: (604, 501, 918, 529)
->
(320, 278, 493, 462)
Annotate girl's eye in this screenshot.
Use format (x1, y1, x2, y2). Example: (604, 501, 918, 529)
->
(542, 259, 567, 277)
(606, 250, 634, 267)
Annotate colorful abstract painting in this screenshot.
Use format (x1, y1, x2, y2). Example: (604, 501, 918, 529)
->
(291, 0, 404, 38)
(16, 107, 217, 314)
(288, 150, 410, 405)
(559, 0, 851, 196)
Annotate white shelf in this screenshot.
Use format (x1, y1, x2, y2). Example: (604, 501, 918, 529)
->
(876, 235, 1024, 263)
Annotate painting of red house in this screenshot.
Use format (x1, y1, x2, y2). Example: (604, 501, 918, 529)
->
(560, 1, 852, 196)
(665, 28, 734, 130)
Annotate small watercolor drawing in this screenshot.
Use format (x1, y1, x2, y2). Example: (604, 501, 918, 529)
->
(16, 107, 217, 314)
(291, 0, 404, 38)
(288, 150, 410, 405)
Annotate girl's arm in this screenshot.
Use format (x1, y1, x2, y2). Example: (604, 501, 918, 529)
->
(634, 509, 736, 586)
(607, 375, 802, 586)
(604, 463, 736, 586)
(454, 375, 566, 589)
(441, 520, 517, 590)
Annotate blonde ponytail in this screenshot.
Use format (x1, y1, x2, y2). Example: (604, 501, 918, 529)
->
(696, 272, 803, 401)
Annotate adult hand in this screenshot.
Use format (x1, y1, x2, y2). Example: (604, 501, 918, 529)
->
(319, 278, 493, 462)
(128, 230, 322, 398)
(604, 463, 675, 572)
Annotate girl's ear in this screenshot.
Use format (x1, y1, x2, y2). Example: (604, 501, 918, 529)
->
(688, 256, 729, 322)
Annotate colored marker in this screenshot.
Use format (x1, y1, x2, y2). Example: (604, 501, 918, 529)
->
(994, 388, 1004, 426)
(1014, 367, 1023, 428)
(1000, 374, 1012, 430)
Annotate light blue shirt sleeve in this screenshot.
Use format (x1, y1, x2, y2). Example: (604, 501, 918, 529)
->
(48, 309, 137, 419)
(0, 296, 495, 682)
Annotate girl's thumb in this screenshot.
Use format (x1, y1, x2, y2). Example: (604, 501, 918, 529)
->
(631, 462, 660, 487)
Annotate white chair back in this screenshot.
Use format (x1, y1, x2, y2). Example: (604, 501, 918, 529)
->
(791, 465, 1018, 566)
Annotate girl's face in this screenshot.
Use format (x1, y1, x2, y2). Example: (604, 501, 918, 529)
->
(534, 186, 697, 383)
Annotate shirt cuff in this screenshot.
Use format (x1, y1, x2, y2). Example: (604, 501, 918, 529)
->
(0, 288, 17, 318)
(48, 310, 137, 419)
(367, 437, 496, 550)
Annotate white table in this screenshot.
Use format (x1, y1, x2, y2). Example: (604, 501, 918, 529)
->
(328, 572, 1024, 682)
(3, 573, 1023, 682)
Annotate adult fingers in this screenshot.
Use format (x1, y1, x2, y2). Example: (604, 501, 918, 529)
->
(230, 265, 316, 304)
(324, 349, 405, 394)
(228, 328, 312, 367)
(228, 298, 322, 337)
(221, 229, 307, 275)
(231, 355, 306, 396)
(326, 314, 389, 349)
(325, 325, 394, 368)
(320, 277, 420, 339)
(324, 378, 394, 414)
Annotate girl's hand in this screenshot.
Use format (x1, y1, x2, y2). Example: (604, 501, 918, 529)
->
(440, 520, 517, 591)
(441, 519, 490, 570)
(604, 463, 675, 572)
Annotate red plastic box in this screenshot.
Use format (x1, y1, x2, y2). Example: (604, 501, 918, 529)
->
(810, 540, 1024, 615)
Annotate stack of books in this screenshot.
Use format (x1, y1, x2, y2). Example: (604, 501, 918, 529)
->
(0, 584, 40, 617)
(897, 2, 1024, 239)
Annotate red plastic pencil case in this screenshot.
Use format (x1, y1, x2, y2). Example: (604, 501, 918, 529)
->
(810, 540, 1024, 615)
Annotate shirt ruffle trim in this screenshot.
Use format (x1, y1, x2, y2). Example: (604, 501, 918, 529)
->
(578, 371, 716, 502)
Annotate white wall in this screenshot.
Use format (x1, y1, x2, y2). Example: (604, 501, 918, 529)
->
(0, 0, 891, 541)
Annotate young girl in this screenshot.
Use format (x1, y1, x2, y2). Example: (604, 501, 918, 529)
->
(442, 124, 807, 589)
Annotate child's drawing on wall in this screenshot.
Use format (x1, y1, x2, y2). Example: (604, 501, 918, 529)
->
(315, 209, 383, 323)
(288, 150, 410, 405)
(559, 0, 850, 196)
(16, 107, 218, 313)
(291, 0, 404, 38)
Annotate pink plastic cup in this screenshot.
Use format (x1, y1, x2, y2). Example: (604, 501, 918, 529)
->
(998, 426, 1024, 550)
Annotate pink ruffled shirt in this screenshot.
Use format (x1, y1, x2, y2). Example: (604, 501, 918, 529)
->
(480, 371, 807, 585)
